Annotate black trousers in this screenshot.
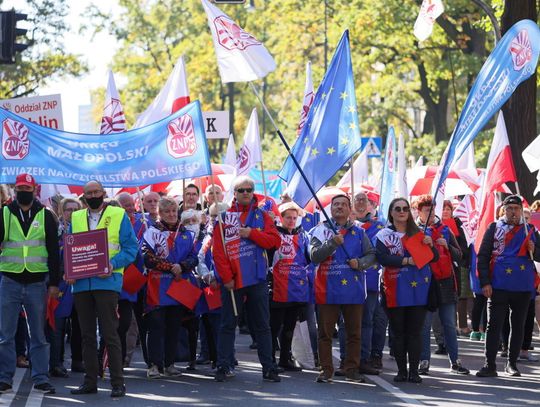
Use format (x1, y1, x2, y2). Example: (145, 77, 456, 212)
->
(386, 306, 426, 374)
(74, 290, 123, 388)
(502, 298, 535, 351)
(484, 289, 530, 367)
(269, 304, 303, 363)
(133, 291, 148, 366)
(146, 306, 184, 369)
(471, 294, 487, 332)
(70, 307, 83, 363)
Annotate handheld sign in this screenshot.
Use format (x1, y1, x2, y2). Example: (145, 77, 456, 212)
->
(64, 229, 110, 280)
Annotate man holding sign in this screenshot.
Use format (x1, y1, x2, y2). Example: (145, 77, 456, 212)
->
(68, 180, 138, 398)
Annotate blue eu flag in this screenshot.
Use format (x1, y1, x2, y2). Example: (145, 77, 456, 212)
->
(279, 30, 362, 208)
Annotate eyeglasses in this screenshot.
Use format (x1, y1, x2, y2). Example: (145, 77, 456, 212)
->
(236, 188, 253, 194)
(393, 206, 410, 213)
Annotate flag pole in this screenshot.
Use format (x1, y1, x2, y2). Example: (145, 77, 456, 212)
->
(515, 183, 534, 260)
(350, 158, 355, 205)
(260, 161, 268, 201)
(210, 172, 238, 316)
(249, 83, 337, 234)
(135, 186, 148, 233)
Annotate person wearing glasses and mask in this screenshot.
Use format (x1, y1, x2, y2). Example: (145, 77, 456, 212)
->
(375, 198, 438, 384)
(68, 180, 138, 398)
(476, 195, 540, 378)
(212, 176, 282, 383)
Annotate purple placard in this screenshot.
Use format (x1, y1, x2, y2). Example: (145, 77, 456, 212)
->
(63, 229, 110, 280)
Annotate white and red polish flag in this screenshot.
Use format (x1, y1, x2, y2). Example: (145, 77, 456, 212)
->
(100, 70, 127, 134)
(413, 0, 444, 41)
(133, 55, 191, 128)
(201, 0, 276, 83)
(522, 134, 540, 195)
(296, 61, 314, 136)
(236, 108, 262, 176)
(475, 112, 517, 250)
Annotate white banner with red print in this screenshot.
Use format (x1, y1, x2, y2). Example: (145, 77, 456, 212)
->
(0, 101, 211, 187)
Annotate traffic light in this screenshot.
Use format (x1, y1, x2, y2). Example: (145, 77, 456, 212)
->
(0, 10, 29, 64)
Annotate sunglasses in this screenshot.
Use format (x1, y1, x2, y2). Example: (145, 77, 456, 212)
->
(236, 188, 253, 194)
(393, 206, 410, 213)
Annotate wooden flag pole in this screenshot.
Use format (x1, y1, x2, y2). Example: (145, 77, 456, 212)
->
(515, 183, 534, 260)
(350, 158, 355, 205)
(210, 172, 238, 316)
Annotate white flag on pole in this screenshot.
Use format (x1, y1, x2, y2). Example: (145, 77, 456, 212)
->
(296, 61, 314, 136)
(201, 0, 276, 83)
(413, 0, 444, 41)
(236, 108, 262, 176)
(522, 134, 540, 173)
(337, 148, 368, 188)
(134, 56, 190, 128)
(396, 133, 408, 198)
(100, 70, 127, 134)
(224, 133, 237, 168)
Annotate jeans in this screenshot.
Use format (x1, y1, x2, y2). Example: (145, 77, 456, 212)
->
(304, 303, 318, 355)
(371, 295, 388, 358)
(146, 306, 184, 369)
(0, 278, 49, 385)
(217, 282, 274, 372)
(46, 316, 67, 370)
(361, 291, 378, 361)
(421, 302, 459, 364)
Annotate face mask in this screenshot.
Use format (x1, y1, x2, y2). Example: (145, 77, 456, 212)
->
(185, 224, 200, 237)
(86, 196, 104, 210)
(16, 191, 34, 206)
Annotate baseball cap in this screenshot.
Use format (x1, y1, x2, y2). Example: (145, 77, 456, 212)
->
(15, 173, 37, 188)
(502, 194, 522, 207)
(278, 201, 305, 217)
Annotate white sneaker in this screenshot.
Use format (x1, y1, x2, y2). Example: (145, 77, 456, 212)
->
(147, 364, 161, 379)
(163, 365, 182, 377)
(418, 360, 430, 375)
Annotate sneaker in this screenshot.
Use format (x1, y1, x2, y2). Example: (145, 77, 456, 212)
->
(34, 383, 56, 394)
(469, 331, 482, 341)
(147, 364, 161, 379)
(226, 367, 236, 378)
(345, 370, 365, 383)
(215, 367, 228, 382)
(316, 371, 333, 383)
(519, 352, 539, 362)
(451, 360, 470, 375)
(163, 365, 182, 377)
(476, 365, 497, 377)
(262, 369, 281, 382)
(504, 363, 520, 377)
(480, 332, 486, 341)
(434, 344, 447, 355)
(418, 360, 430, 375)
(0, 382, 12, 393)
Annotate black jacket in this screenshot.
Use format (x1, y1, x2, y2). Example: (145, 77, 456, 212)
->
(0, 199, 61, 286)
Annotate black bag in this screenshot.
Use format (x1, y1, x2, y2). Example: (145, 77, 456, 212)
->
(426, 276, 441, 312)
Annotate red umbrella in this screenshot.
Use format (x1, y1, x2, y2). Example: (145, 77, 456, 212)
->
(303, 186, 349, 213)
(339, 184, 380, 204)
(408, 166, 482, 197)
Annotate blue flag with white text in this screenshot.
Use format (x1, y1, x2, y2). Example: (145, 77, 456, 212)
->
(434, 19, 540, 198)
(0, 101, 212, 187)
(378, 127, 396, 224)
(280, 30, 362, 208)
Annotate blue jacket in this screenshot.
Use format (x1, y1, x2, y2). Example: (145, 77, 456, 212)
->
(71, 213, 138, 293)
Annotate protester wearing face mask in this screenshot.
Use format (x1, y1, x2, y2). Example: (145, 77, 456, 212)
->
(68, 180, 138, 398)
(0, 174, 60, 395)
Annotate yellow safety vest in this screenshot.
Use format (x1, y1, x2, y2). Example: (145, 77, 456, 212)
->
(71, 205, 125, 274)
(0, 206, 48, 273)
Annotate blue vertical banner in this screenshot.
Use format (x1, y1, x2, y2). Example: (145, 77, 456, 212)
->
(378, 126, 396, 224)
(434, 19, 540, 197)
(0, 101, 212, 186)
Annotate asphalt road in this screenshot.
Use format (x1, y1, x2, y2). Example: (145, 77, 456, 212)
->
(3, 330, 540, 406)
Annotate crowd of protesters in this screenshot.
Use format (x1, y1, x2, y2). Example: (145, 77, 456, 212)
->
(0, 173, 539, 397)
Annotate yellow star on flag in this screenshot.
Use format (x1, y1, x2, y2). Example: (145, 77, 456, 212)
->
(505, 268, 512, 274)
(327, 147, 336, 155)
(519, 264, 526, 271)
(411, 281, 418, 288)
(349, 122, 356, 130)
(340, 91, 348, 99)
(354, 275, 359, 281)
(58, 292, 63, 298)
(341, 278, 348, 286)
(424, 277, 429, 283)
(311, 148, 319, 157)
(321, 92, 327, 99)
(182, 235, 187, 239)
(351, 230, 356, 235)
(340, 137, 349, 145)
(255, 214, 259, 219)
(377, 225, 383, 229)
(348, 105, 356, 113)
(300, 280, 305, 285)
